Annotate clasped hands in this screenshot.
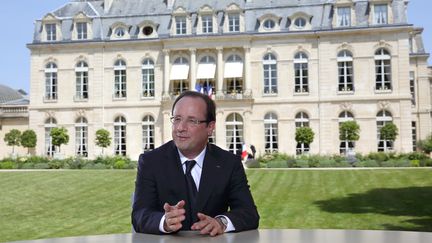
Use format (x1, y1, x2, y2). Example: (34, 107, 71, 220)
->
(163, 200, 226, 236)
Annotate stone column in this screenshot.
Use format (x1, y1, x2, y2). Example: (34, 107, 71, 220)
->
(163, 49, 170, 100)
(216, 47, 224, 98)
(244, 46, 251, 97)
(190, 48, 197, 91)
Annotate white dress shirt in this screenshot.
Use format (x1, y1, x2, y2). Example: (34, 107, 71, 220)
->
(159, 147, 235, 233)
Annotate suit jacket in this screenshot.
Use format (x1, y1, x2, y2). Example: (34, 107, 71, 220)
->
(131, 141, 259, 234)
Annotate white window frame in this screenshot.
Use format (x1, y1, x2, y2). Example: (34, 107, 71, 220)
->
(374, 4, 388, 25)
(76, 22, 88, 40)
(142, 115, 155, 152)
(75, 61, 89, 100)
(337, 50, 354, 92)
(375, 48, 392, 91)
(294, 52, 309, 93)
(75, 117, 88, 157)
(338, 111, 355, 154)
(228, 14, 240, 32)
(46, 23, 57, 41)
(114, 60, 127, 98)
(263, 53, 278, 94)
(142, 59, 155, 98)
(114, 116, 127, 156)
(202, 15, 213, 34)
(45, 62, 58, 100)
(264, 113, 278, 153)
(44, 117, 57, 156)
(176, 16, 187, 35)
(337, 7, 351, 27)
(376, 110, 393, 152)
(226, 113, 244, 155)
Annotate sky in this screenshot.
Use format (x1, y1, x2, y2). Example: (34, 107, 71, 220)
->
(0, 0, 431, 93)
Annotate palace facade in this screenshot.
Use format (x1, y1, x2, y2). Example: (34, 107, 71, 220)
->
(24, 0, 431, 159)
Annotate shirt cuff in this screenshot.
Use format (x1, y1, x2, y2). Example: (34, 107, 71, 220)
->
(159, 214, 171, 233)
(216, 215, 235, 232)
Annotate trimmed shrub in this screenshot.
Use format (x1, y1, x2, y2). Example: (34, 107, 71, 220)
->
(0, 161, 15, 169)
(21, 163, 35, 169)
(357, 160, 379, 167)
(113, 159, 126, 169)
(34, 163, 50, 169)
(267, 160, 288, 168)
(295, 159, 309, 168)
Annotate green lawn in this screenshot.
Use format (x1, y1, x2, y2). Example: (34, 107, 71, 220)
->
(0, 169, 431, 242)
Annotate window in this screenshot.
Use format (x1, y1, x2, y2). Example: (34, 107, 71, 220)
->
(412, 121, 417, 151)
(196, 56, 216, 96)
(45, 62, 58, 100)
(114, 116, 127, 155)
(142, 59, 155, 97)
(225, 54, 243, 94)
(374, 4, 388, 24)
(142, 26, 154, 36)
(202, 15, 213, 33)
(339, 111, 355, 154)
(294, 52, 309, 93)
(77, 22, 87, 40)
(263, 53, 277, 94)
(228, 14, 240, 32)
(264, 113, 278, 153)
(294, 18, 306, 28)
(376, 110, 393, 152)
(263, 19, 275, 30)
(375, 48, 392, 91)
(410, 71, 415, 106)
(114, 60, 127, 98)
(142, 115, 155, 152)
(226, 113, 244, 155)
(295, 112, 310, 154)
(337, 50, 354, 92)
(114, 27, 126, 37)
(75, 61, 88, 100)
(171, 57, 190, 94)
(45, 24, 56, 41)
(44, 117, 57, 156)
(176, 16, 187, 35)
(75, 117, 88, 157)
(337, 7, 351, 27)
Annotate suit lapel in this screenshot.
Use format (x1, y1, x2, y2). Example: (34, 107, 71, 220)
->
(164, 142, 188, 201)
(196, 146, 222, 212)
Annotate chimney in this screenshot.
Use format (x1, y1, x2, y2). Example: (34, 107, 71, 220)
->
(104, 0, 114, 13)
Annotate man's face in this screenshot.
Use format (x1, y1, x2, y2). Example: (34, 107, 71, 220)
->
(172, 96, 215, 158)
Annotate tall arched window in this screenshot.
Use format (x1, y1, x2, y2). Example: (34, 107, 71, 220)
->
(196, 55, 216, 96)
(294, 52, 308, 93)
(114, 116, 127, 155)
(75, 117, 88, 157)
(226, 113, 243, 155)
(224, 54, 243, 94)
(142, 115, 155, 152)
(114, 60, 127, 98)
(375, 48, 391, 91)
(45, 62, 58, 100)
(263, 53, 277, 94)
(376, 110, 393, 151)
(337, 50, 353, 92)
(264, 112, 278, 153)
(338, 111, 355, 154)
(171, 57, 190, 95)
(295, 112, 310, 154)
(142, 59, 155, 97)
(75, 61, 89, 100)
(44, 117, 57, 156)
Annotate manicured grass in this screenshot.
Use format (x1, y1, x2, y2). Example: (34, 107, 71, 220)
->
(0, 169, 431, 242)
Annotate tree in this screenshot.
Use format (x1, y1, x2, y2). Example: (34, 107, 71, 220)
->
(50, 127, 69, 153)
(21, 129, 37, 154)
(95, 129, 111, 154)
(295, 127, 314, 154)
(380, 123, 399, 143)
(339, 121, 360, 142)
(3, 129, 21, 154)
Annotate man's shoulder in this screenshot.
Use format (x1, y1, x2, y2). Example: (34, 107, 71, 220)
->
(208, 143, 240, 161)
(138, 141, 174, 161)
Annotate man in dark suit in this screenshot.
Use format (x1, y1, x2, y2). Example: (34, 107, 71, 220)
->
(132, 91, 259, 236)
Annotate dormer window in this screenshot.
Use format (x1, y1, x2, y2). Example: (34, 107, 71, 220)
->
(46, 24, 57, 41)
(228, 14, 240, 32)
(374, 4, 388, 24)
(337, 7, 351, 27)
(115, 27, 126, 37)
(202, 15, 213, 33)
(110, 23, 130, 40)
(77, 22, 87, 39)
(198, 5, 216, 35)
(263, 19, 275, 30)
(176, 16, 187, 35)
(143, 26, 153, 36)
(294, 18, 306, 28)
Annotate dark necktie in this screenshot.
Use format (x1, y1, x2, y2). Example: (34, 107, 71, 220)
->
(185, 160, 198, 227)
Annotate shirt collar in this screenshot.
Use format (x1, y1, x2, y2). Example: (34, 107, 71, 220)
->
(178, 146, 206, 169)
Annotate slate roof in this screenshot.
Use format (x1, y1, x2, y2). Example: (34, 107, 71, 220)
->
(0, 85, 29, 105)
